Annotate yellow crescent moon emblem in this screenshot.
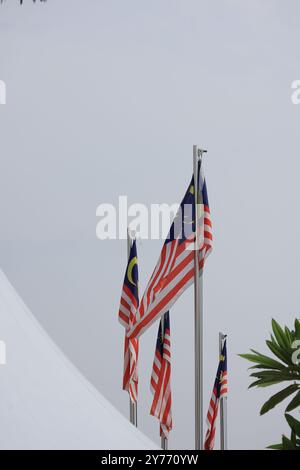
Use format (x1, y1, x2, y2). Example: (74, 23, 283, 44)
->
(127, 256, 137, 286)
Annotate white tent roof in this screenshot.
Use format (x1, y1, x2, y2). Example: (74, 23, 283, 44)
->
(0, 270, 157, 450)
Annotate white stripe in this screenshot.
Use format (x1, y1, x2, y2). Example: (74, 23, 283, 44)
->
(154, 354, 161, 368)
(122, 290, 133, 308)
(119, 303, 130, 318)
(119, 317, 129, 329)
(151, 370, 159, 384)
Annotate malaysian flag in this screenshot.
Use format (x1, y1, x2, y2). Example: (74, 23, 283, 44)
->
(204, 340, 228, 450)
(128, 159, 212, 339)
(150, 311, 172, 438)
(118, 240, 139, 403)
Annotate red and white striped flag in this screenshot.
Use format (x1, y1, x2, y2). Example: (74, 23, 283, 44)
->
(118, 240, 139, 403)
(128, 159, 212, 339)
(204, 340, 228, 450)
(150, 312, 172, 438)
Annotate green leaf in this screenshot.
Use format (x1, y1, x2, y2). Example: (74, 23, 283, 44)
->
(286, 390, 300, 412)
(285, 414, 300, 437)
(250, 370, 300, 382)
(267, 443, 283, 450)
(285, 326, 293, 345)
(272, 319, 290, 349)
(260, 384, 299, 415)
(266, 340, 292, 365)
(239, 351, 285, 370)
(291, 429, 297, 446)
(248, 364, 283, 370)
(282, 434, 297, 449)
(249, 379, 282, 389)
(295, 319, 300, 339)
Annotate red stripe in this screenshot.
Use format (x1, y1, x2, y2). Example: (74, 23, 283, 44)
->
(151, 377, 157, 390)
(204, 231, 213, 241)
(120, 296, 131, 312)
(118, 310, 129, 326)
(153, 362, 160, 376)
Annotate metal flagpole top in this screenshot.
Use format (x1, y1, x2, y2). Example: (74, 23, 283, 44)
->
(127, 228, 136, 242)
(219, 332, 227, 342)
(193, 145, 207, 160)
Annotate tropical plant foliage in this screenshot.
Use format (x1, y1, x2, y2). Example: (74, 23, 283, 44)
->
(267, 413, 300, 450)
(240, 318, 300, 449)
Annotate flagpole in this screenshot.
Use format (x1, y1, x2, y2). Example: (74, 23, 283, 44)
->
(193, 145, 206, 450)
(127, 228, 138, 427)
(160, 314, 168, 451)
(161, 434, 168, 450)
(219, 332, 227, 450)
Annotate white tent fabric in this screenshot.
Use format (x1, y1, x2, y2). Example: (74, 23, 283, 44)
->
(0, 269, 157, 450)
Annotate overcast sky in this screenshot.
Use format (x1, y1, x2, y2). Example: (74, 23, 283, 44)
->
(0, 0, 300, 449)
